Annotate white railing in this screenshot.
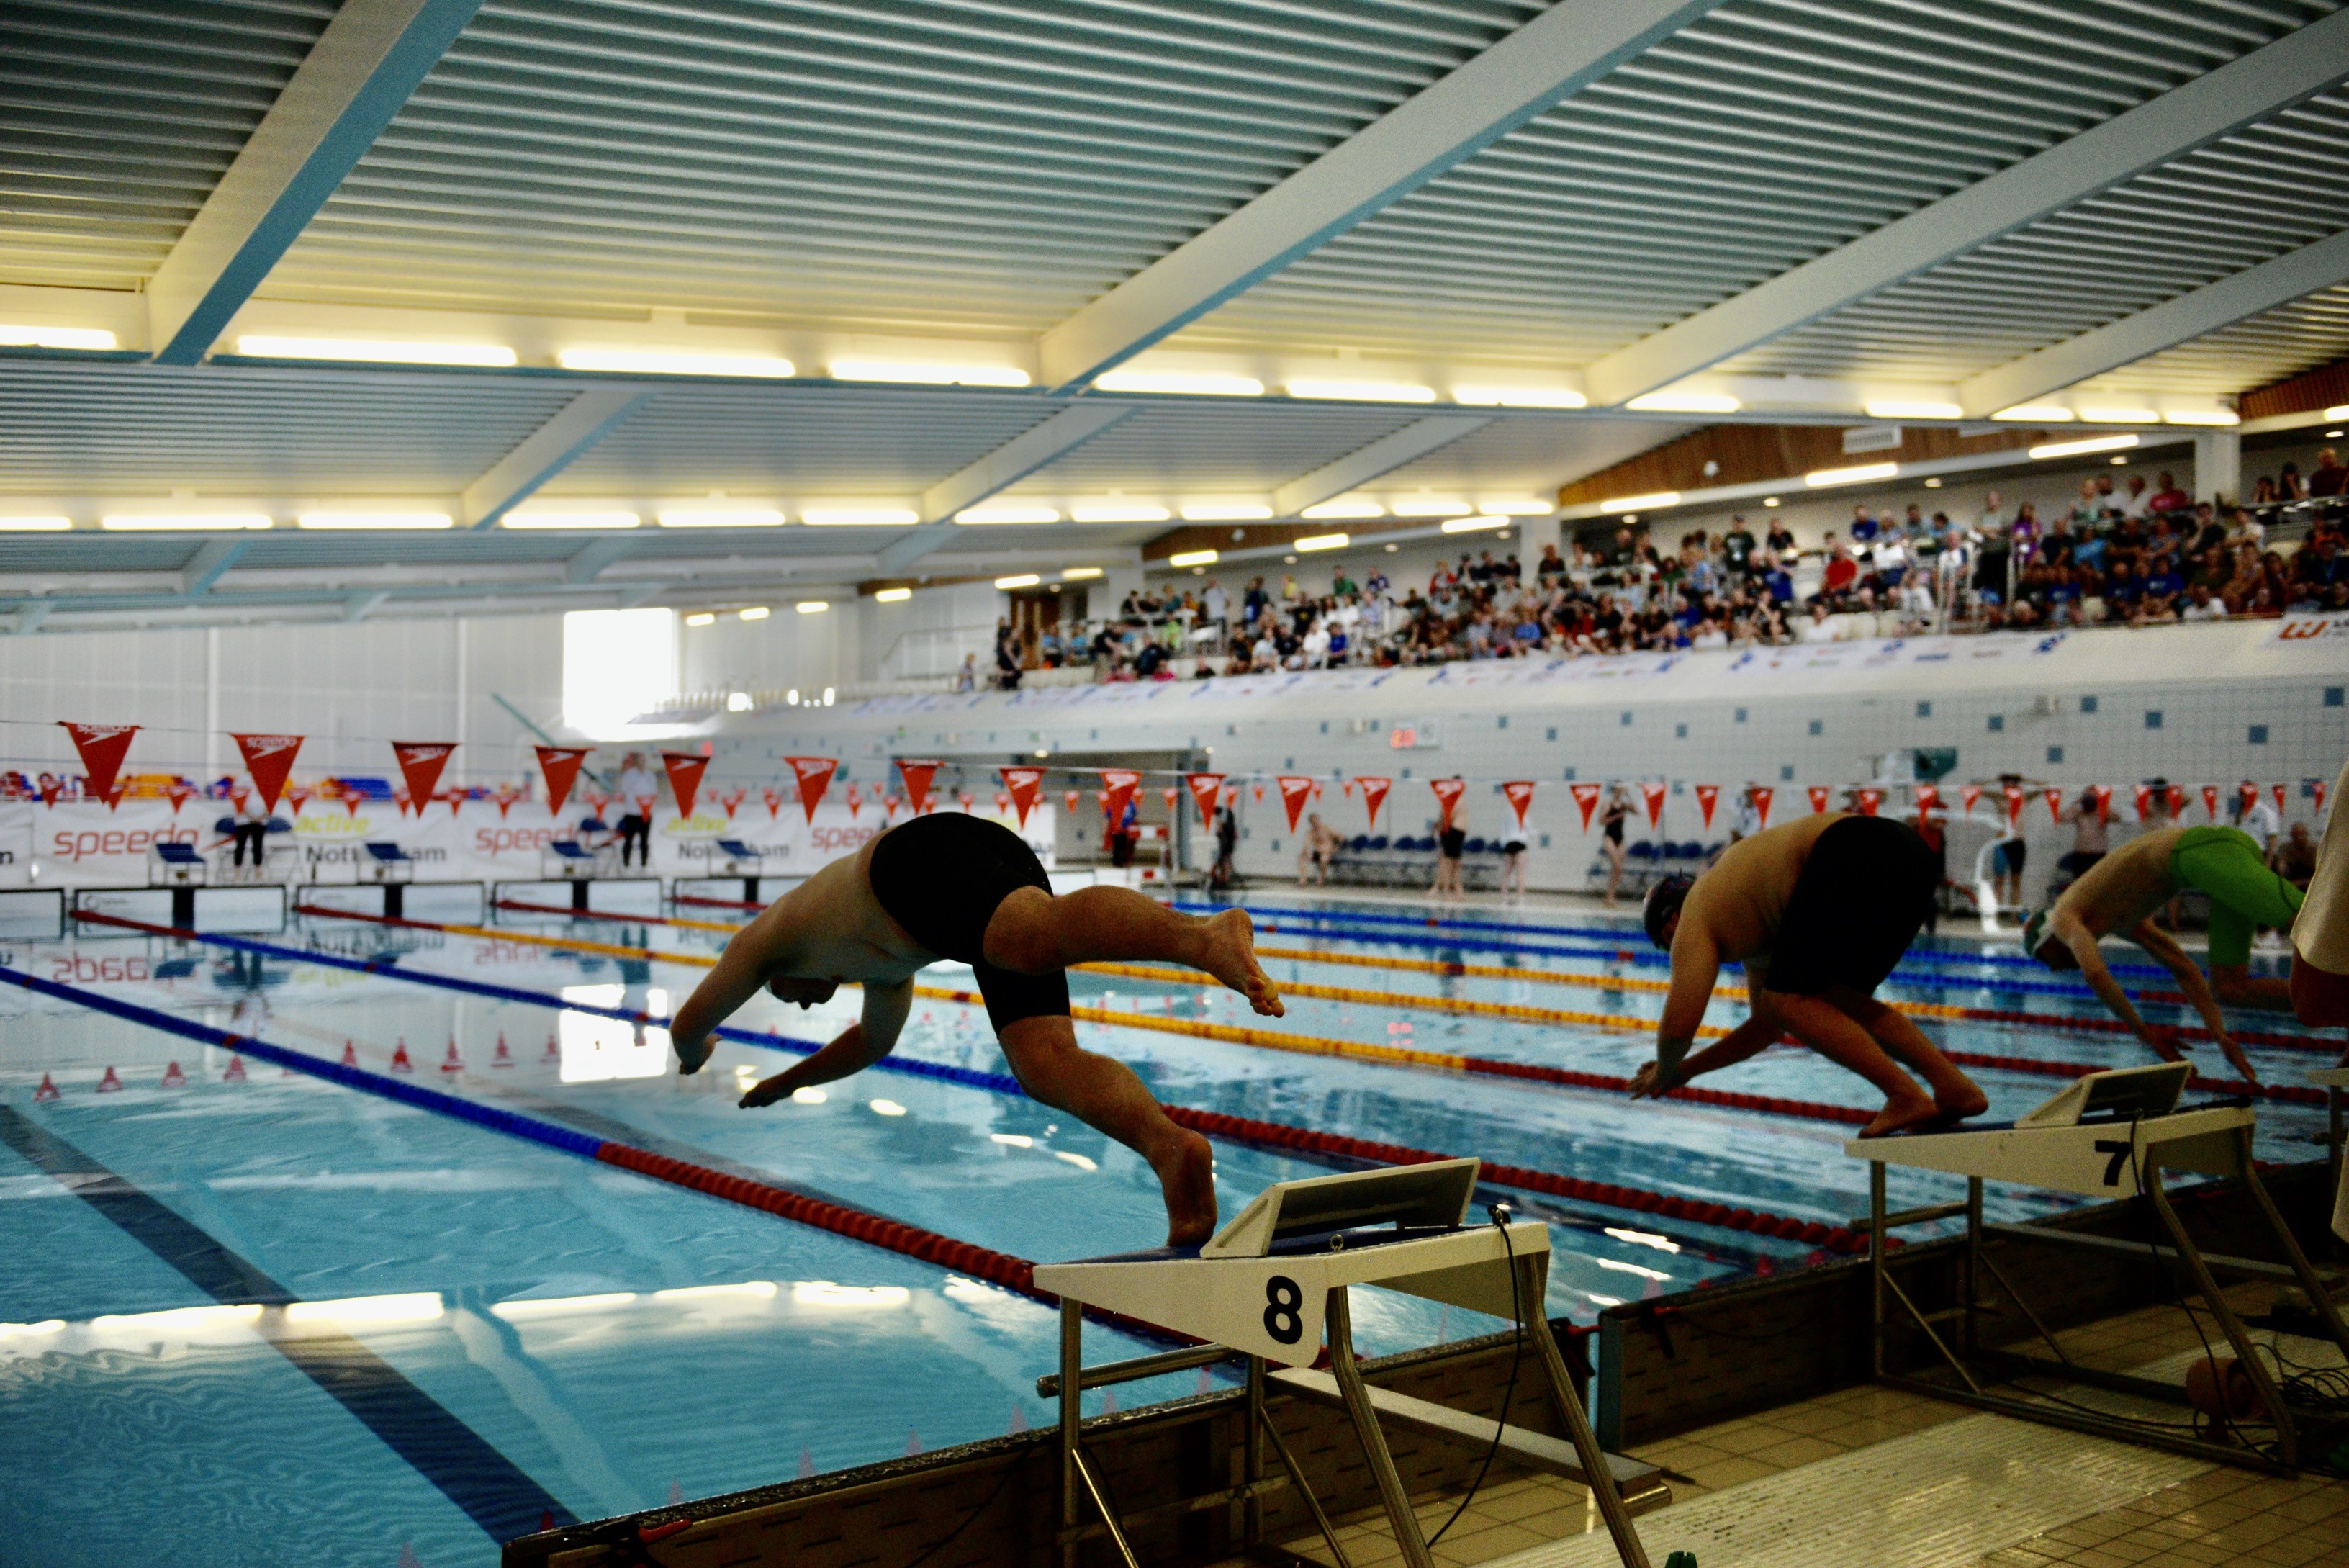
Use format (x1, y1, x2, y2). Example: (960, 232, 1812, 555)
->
(880, 623, 998, 683)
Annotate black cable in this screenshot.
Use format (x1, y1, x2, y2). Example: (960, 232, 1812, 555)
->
(899, 1444, 1034, 1568)
(1427, 1203, 1525, 1549)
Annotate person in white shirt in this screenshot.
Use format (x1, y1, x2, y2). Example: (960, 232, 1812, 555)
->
(2119, 474, 2152, 519)
(2179, 584, 2226, 622)
(2232, 784, 2280, 856)
(614, 752, 658, 867)
(1801, 603, 1839, 642)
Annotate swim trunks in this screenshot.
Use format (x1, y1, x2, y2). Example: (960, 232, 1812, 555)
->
(1440, 826, 1466, 858)
(866, 812, 1070, 1032)
(1760, 816, 1939, 996)
(2170, 824, 2302, 968)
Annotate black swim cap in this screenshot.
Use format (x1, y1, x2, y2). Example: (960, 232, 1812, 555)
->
(1644, 873, 1695, 950)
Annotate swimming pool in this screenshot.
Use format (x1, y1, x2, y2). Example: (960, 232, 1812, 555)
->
(0, 893, 2327, 1567)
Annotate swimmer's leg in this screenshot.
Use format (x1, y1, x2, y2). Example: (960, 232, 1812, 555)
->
(1824, 985, 1988, 1123)
(997, 1015, 1215, 1246)
(1758, 988, 1939, 1137)
(982, 886, 1281, 1017)
(2209, 963, 2293, 1012)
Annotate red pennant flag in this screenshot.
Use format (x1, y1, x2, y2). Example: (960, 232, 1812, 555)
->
(2001, 784, 2024, 825)
(58, 724, 137, 803)
(1432, 777, 1469, 830)
(285, 782, 312, 816)
(993, 790, 1011, 814)
(586, 789, 612, 820)
(533, 747, 592, 816)
(1857, 787, 1883, 816)
(1063, 790, 1081, 814)
(1692, 783, 1718, 829)
(1311, 781, 1324, 801)
(724, 786, 748, 820)
(2237, 782, 2258, 819)
(2132, 784, 2152, 821)
(1805, 785, 1830, 815)
(2092, 784, 2111, 824)
(1160, 785, 1179, 811)
(2314, 778, 2328, 816)
(2203, 785, 2222, 822)
(2271, 783, 2288, 816)
(2044, 786, 2063, 825)
(2164, 784, 2185, 820)
(841, 785, 858, 820)
(1637, 781, 1666, 829)
(1961, 784, 1983, 816)
(232, 734, 304, 813)
(895, 759, 939, 816)
(1570, 781, 1602, 831)
(1341, 778, 1356, 797)
(1100, 769, 1140, 826)
(1749, 785, 1775, 828)
(165, 782, 195, 814)
(495, 784, 518, 819)
(885, 792, 902, 819)
(1000, 766, 1045, 827)
(391, 742, 456, 814)
(661, 752, 710, 818)
(960, 791, 977, 812)
(1277, 775, 1315, 831)
(1358, 775, 1392, 829)
(1502, 780, 1536, 832)
(762, 785, 783, 819)
(1251, 781, 1264, 803)
(1913, 783, 1940, 816)
(1185, 772, 1225, 829)
(782, 755, 837, 822)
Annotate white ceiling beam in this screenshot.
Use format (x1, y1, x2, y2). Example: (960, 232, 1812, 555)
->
(1034, 0, 1728, 392)
(145, 0, 485, 365)
(878, 401, 1140, 573)
(1959, 228, 2349, 418)
(564, 537, 639, 585)
(460, 387, 650, 527)
(179, 539, 251, 595)
(1271, 415, 1493, 517)
(1581, 9, 2349, 409)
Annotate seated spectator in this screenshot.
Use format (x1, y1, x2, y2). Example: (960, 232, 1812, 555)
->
(2101, 558, 2142, 621)
(1764, 519, 1797, 558)
(2148, 469, 2191, 513)
(2226, 508, 2264, 549)
(2276, 461, 2307, 502)
(2188, 501, 2224, 554)
(2179, 582, 2226, 622)
(2117, 474, 2151, 518)
(2252, 475, 2279, 504)
(1817, 535, 1859, 602)
(1801, 602, 1838, 641)
(2135, 560, 2183, 624)
(2309, 447, 2347, 500)
(1849, 505, 1880, 545)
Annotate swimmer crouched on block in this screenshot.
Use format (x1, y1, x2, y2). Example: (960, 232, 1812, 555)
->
(1630, 814, 1988, 1138)
(665, 811, 1283, 1245)
(2021, 824, 2299, 1083)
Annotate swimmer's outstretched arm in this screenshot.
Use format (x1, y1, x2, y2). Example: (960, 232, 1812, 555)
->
(2131, 922, 2256, 1081)
(1631, 1014, 1778, 1097)
(2055, 914, 2179, 1060)
(1633, 922, 1721, 1096)
(670, 906, 801, 1073)
(740, 980, 911, 1107)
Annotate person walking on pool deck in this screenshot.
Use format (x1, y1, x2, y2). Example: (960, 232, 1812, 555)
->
(2022, 824, 2300, 1084)
(666, 811, 1284, 1245)
(1628, 814, 1989, 1138)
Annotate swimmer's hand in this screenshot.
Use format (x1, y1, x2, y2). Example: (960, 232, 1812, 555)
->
(2210, 1030, 2259, 1086)
(1628, 1060, 1679, 1099)
(738, 1072, 795, 1109)
(672, 1032, 715, 1076)
(2139, 1024, 2188, 1066)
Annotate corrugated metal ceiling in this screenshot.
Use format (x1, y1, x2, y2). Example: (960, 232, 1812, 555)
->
(0, 0, 335, 290)
(2074, 279, 2349, 397)
(258, 0, 1543, 330)
(1001, 403, 1425, 495)
(1169, 0, 2342, 369)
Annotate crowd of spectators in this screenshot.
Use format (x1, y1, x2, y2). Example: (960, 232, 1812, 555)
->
(962, 448, 2345, 685)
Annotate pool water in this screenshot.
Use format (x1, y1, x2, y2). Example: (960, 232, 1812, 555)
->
(0, 895, 2327, 1568)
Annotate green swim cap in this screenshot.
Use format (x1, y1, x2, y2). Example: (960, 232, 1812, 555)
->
(2021, 907, 2050, 961)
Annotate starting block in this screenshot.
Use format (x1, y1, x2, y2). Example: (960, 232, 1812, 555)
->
(1033, 1159, 1664, 1568)
(1848, 1062, 2349, 1470)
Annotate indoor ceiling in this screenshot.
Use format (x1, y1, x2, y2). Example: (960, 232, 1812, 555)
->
(2, 0, 2345, 633)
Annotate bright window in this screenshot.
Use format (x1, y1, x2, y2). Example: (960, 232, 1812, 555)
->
(563, 609, 675, 732)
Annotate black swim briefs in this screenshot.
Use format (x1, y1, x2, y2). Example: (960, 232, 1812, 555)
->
(866, 811, 1070, 1032)
(1762, 816, 1938, 997)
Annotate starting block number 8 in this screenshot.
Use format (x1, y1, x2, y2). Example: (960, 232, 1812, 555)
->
(1263, 1276, 1304, 1344)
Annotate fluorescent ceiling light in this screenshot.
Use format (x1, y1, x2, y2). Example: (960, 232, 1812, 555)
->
(1451, 386, 1586, 408)
(283, 1293, 443, 1326)
(0, 324, 118, 351)
(792, 1281, 911, 1307)
(500, 510, 639, 529)
(1476, 497, 1552, 515)
(1167, 549, 1218, 568)
(1094, 369, 1262, 396)
(559, 348, 795, 377)
(955, 504, 1059, 525)
(1388, 495, 1471, 517)
(739, 606, 770, 621)
(2075, 406, 2159, 424)
(1626, 391, 1740, 414)
(1060, 567, 1103, 580)
(491, 1293, 638, 1320)
(801, 505, 919, 526)
(1762, 496, 1780, 507)
(1294, 533, 1349, 551)
(92, 1305, 262, 1333)
(236, 335, 515, 367)
(795, 600, 829, 613)
(297, 512, 453, 530)
(2161, 409, 2239, 426)
(994, 573, 1041, 589)
(1862, 400, 1961, 420)
(100, 513, 273, 531)
(1070, 501, 1171, 523)
(658, 508, 783, 528)
(2325, 404, 2349, 420)
(1804, 462, 1898, 487)
(873, 587, 912, 603)
(685, 612, 717, 626)
(652, 1281, 777, 1302)
(2029, 433, 2139, 460)
(1600, 492, 1679, 513)
(827, 359, 1029, 387)
(0, 515, 71, 531)
(1302, 497, 1384, 519)
(1991, 404, 2075, 422)
(1440, 515, 1512, 534)
(1284, 379, 1435, 403)
(1179, 502, 1272, 521)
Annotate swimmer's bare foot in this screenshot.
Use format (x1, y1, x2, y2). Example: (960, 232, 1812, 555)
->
(1199, 908, 1283, 1017)
(1931, 1081, 1989, 1126)
(1858, 1087, 1940, 1138)
(1155, 1129, 1217, 1247)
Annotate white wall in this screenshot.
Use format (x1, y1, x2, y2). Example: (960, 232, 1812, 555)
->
(0, 613, 564, 788)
